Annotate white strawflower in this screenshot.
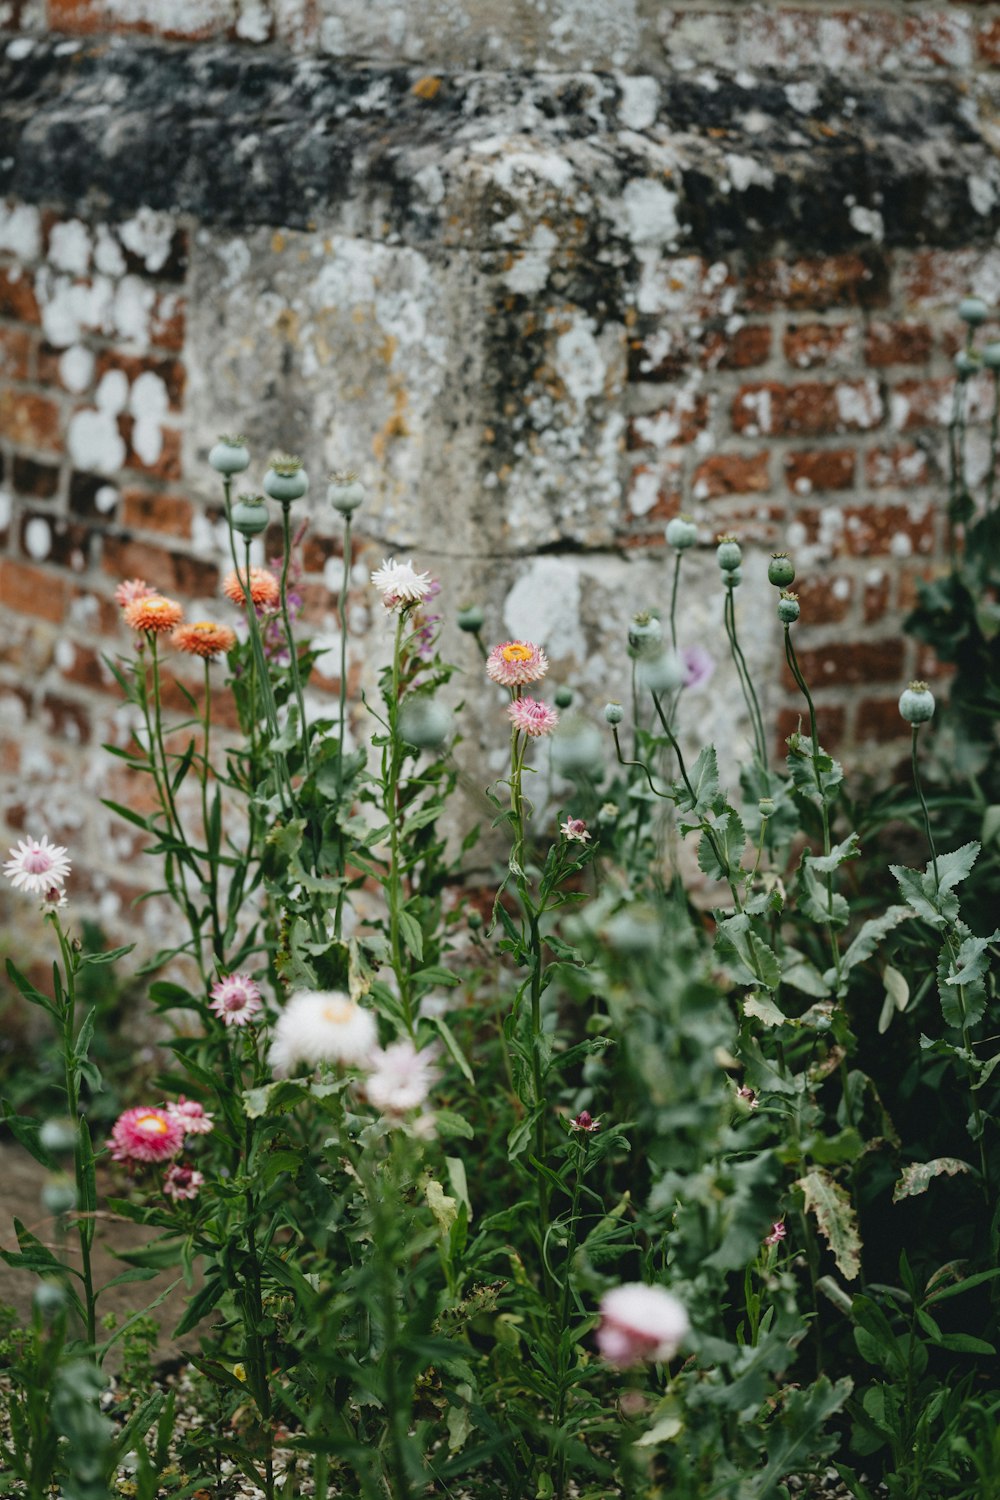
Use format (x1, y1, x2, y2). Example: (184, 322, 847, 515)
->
(364, 1039, 439, 1115)
(4, 835, 71, 897)
(370, 557, 434, 611)
(269, 990, 378, 1077)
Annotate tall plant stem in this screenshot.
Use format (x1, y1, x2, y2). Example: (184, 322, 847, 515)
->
(243, 1118, 275, 1500)
(669, 552, 682, 651)
(200, 660, 223, 963)
(51, 916, 97, 1351)
(278, 500, 311, 773)
(553, 1133, 589, 1500)
(237, 538, 294, 816)
(386, 611, 413, 1034)
(334, 515, 353, 940)
(724, 588, 768, 769)
(988, 370, 1000, 513)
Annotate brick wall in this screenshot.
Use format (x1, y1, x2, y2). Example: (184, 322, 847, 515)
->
(1, 3, 997, 948)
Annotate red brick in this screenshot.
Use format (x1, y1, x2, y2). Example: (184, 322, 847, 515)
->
(742, 253, 889, 313)
(782, 639, 905, 691)
(902, 11, 973, 70)
(56, 640, 118, 693)
(794, 575, 854, 625)
(100, 536, 218, 597)
(864, 321, 933, 368)
(12, 455, 60, 499)
(914, 646, 956, 683)
(797, 502, 935, 558)
(785, 449, 855, 494)
(855, 697, 910, 743)
(978, 18, 1000, 65)
(628, 395, 710, 450)
(94, 351, 186, 411)
(776, 703, 846, 752)
(0, 327, 33, 380)
(150, 294, 186, 352)
(815, 10, 901, 70)
(691, 451, 769, 499)
(68, 470, 119, 521)
(625, 458, 682, 522)
(863, 570, 892, 623)
(118, 418, 183, 480)
(628, 332, 687, 382)
(897, 249, 979, 311)
(0, 391, 62, 452)
(121, 487, 193, 538)
(889, 377, 986, 432)
(0, 559, 68, 623)
(783, 323, 855, 370)
(40, 691, 91, 744)
(47, 0, 230, 40)
(701, 325, 772, 371)
(733, 378, 882, 437)
(865, 444, 932, 490)
(19, 513, 91, 571)
(0, 267, 40, 323)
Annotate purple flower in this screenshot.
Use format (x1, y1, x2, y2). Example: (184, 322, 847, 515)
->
(681, 644, 715, 691)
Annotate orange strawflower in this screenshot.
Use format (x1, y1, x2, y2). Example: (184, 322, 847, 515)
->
(123, 594, 184, 634)
(222, 567, 280, 610)
(172, 621, 237, 659)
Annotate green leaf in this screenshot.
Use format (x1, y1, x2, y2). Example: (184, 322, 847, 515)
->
(402, 803, 442, 837)
(79, 942, 135, 967)
(894, 1160, 977, 1208)
(697, 807, 746, 883)
(716, 915, 781, 991)
(508, 1107, 543, 1162)
(841, 907, 913, 974)
(808, 832, 861, 874)
(937, 943, 988, 1029)
(743, 993, 788, 1029)
(430, 1015, 475, 1087)
(781, 953, 831, 998)
(796, 1169, 861, 1281)
(675, 745, 718, 816)
(799, 859, 850, 927)
(5, 958, 58, 1019)
(173, 1276, 226, 1338)
(889, 864, 946, 927)
(935, 841, 980, 894)
(101, 797, 154, 833)
(757, 1376, 853, 1493)
(878, 966, 910, 1035)
(398, 909, 424, 963)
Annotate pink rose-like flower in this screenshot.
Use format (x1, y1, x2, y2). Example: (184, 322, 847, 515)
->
(109, 1107, 185, 1165)
(4, 836, 71, 897)
(570, 1110, 601, 1133)
(166, 1096, 214, 1135)
(507, 697, 559, 738)
(596, 1284, 690, 1368)
(209, 972, 264, 1027)
(765, 1220, 787, 1246)
(486, 640, 549, 688)
(163, 1163, 204, 1202)
(560, 818, 591, 843)
(114, 578, 156, 609)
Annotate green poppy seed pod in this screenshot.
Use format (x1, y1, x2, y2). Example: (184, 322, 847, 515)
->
(955, 350, 980, 379)
(467, 909, 483, 931)
(33, 1281, 68, 1319)
(398, 696, 453, 750)
(554, 684, 574, 709)
(230, 493, 270, 538)
(209, 436, 251, 475)
(768, 553, 795, 588)
(665, 515, 698, 550)
(628, 610, 663, 655)
(39, 1119, 77, 1154)
(456, 602, 485, 633)
(723, 568, 742, 589)
(41, 1178, 77, 1217)
(597, 800, 619, 825)
(637, 649, 686, 694)
(777, 591, 800, 624)
(959, 297, 989, 326)
(604, 701, 624, 726)
(328, 470, 365, 514)
(983, 342, 1000, 371)
(758, 797, 775, 818)
(716, 536, 742, 572)
(899, 681, 935, 724)
(263, 455, 309, 503)
(550, 715, 604, 777)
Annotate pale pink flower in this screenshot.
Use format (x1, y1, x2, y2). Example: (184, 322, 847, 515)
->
(209, 973, 264, 1027)
(108, 1107, 185, 1165)
(570, 1110, 601, 1132)
(364, 1040, 439, 1116)
(486, 640, 549, 688)
(114, 578, 156, 609)
(560, 818, 590, 843)
(370, 558, 434, 611)
(681, 644, 715, 691)
(4, 836, 71, 897)
(508, 697, 559, 738)
(765, 1220, 787, 1246)
(270, 990, 378, 1077)
(163, 1164, 204, 1202)
(166, 1097, 214, 1135)
(596, 1284, 689, 1367)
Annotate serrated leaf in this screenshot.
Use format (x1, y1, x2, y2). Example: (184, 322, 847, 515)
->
(799, 860, 850, 927)
(697, 807, 746, 883)
(675, 745, 719, 816)
(937, 945, 988, 1029)
(935, 841, 980, 894)
(943, 929, 999, 988)
(889, 864, 947, 927)
(808, 833, 861, 874)
(782, 954, 831, 998)
(757, 1376, 853, 1491)
(841, 907, 913, 975)
(892, 1158, 974, 1203)
(716, 914, 781, 990)
(743, 992, 788, 1028)
(796, 1169, 861, 1281)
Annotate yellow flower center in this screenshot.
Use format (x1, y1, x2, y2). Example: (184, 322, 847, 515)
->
(323, 999, 355, 1025)
(136, 1112, 169, 1135)
(502, 643, 532, 663)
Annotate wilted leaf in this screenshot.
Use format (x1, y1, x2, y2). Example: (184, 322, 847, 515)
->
(796, 1169, 861, 1281)
(892, 1158, 973, 1203)
(743, 993, 788, 1028)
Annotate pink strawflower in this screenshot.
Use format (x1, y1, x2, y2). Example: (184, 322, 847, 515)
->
(4, 836, 71, 897)
(370, 558, 434, 611)
(570, 1110, 601, 1132)
(486, 640, 549, 688)
(681, 644, 715, 691)
(109, 1107, 185, 1165)
(163, 1164, 204, 1202)
(114, 578, 156, 609)
(209, 972, 264, 1027)
(596, 1284, 690, 1368)
(363, 1039, 439, 1116)
(166, 1096, 214, 1135)
(765, 1220, 787, 1246)
(507, 697, 559, 738)
(560, 817, 590, 843)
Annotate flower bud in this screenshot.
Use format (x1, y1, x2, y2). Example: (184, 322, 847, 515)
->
(327, 470, 365, 514)
(777, 591, 800, 624)
(554, 684, 574, 709)
(604, 702, 624, 726)
(767, 553, 795, 588)
(467, 908, 483, 931)
(665, 515, 698, 550)
(456, 603, 485, 633)
(898, 680, 935, 725)
(983, 342, 1000, 371)
(959, 296, 989, 326)
(209, 435, 250, 475)
(263, 454, 309, 503)
(229, 493, 270, 538)
(716, 536, 742, 572)
(597, 800, 619, 825)
(398, 696, 452, 750)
